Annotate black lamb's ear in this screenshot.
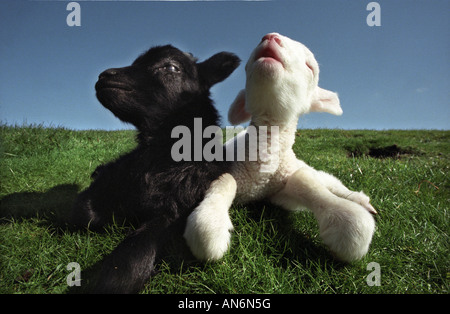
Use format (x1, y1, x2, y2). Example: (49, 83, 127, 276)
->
(198, 52, 241, 88)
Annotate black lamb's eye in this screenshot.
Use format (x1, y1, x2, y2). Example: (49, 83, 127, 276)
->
(164, 64, 180, 73)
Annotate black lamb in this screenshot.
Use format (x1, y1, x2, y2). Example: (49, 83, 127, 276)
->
(70, 45, 240, 293)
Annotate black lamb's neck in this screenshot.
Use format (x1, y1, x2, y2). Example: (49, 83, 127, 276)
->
(136, 97, 221, 150)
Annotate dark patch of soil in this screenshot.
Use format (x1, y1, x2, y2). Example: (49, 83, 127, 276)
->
(368, 144, 417, 158)
(347, 144, 421, 159)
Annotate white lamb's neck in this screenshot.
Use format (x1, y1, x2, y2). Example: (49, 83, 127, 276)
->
(249, 113, 299, 152)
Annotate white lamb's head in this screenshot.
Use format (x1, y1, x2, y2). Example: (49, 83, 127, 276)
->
(229, 33, 343, 125)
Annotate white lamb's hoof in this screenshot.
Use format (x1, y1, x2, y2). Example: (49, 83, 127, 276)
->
(183, 173, 237, 261)
(348, 191, 377, 215)
(184, 209, 233, 261)
(319, 201, 375, 262)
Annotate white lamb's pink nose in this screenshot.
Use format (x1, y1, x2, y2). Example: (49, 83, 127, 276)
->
(261, 33, 282, 46)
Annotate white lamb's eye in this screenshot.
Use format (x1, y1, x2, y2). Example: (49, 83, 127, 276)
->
(306, 62, 314, 75)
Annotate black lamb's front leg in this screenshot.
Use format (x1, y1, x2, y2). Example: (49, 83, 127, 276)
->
(70, 163, 126, 231)
(91, 216, 176, 294)
(70, 189, 103, 231)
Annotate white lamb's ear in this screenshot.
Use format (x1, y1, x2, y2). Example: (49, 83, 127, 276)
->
(310, 86, 343, 116)
(228, 89, 251, 125)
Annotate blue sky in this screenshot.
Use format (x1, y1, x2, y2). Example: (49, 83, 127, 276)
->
(0, 0, 449, 130)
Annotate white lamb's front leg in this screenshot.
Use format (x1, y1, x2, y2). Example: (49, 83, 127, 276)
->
(183, 173, 236, 261)
(272, 167, 375, 262)
(315, 170, 377, 214)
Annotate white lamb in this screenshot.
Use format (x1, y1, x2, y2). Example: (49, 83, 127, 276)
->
(184, 33, 376, 263)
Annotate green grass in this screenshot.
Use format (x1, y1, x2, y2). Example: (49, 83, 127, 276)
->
(0, 125, 448, 294)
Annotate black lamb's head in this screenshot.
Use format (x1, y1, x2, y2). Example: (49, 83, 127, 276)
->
(95, 45, 240, 134)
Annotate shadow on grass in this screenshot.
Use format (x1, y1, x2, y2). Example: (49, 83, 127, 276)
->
(244, 201, 345, 269)
(0, 184, 197, 293)
(0, 184, 79, 228)
(0, 185, 343, 293)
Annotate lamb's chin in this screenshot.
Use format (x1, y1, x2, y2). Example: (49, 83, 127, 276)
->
(250, 58, 283, 79)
